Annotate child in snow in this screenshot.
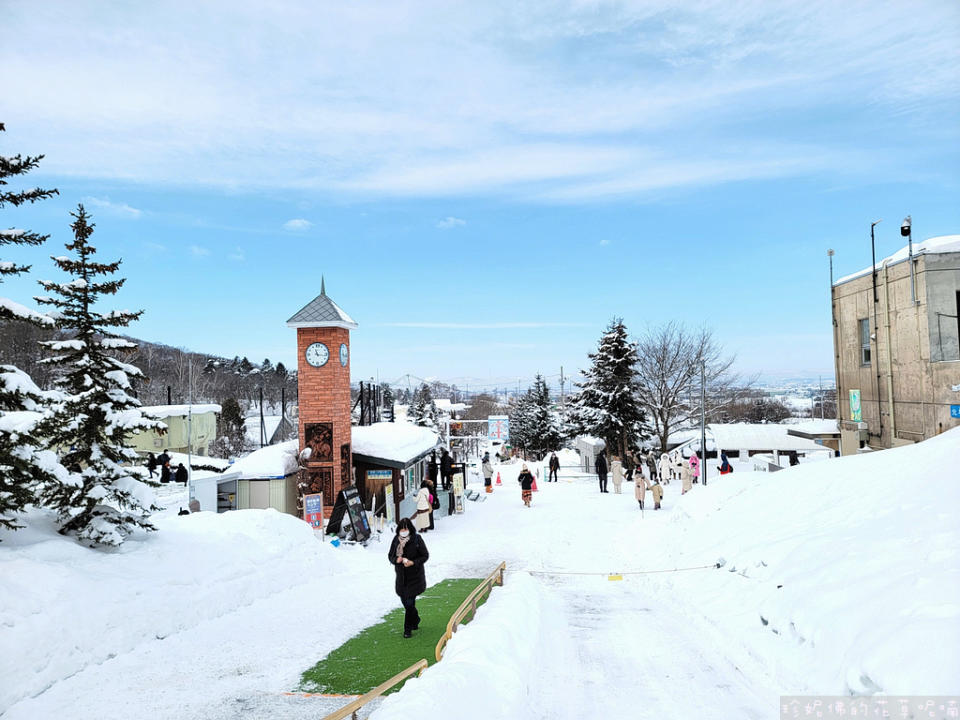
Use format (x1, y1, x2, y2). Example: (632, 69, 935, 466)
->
(517, 463, 535, 507)
(611, 456, 623, 493)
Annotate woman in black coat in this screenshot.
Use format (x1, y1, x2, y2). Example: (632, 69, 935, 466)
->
(387, 517, 430, 638)
(517, 463, 535, 507)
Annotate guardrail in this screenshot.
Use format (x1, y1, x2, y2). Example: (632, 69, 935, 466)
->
(435, 561, 506, 662)
(321, 658, 429, 720)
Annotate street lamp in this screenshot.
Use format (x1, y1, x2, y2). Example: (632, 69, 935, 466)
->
(901, 215, 917, 304)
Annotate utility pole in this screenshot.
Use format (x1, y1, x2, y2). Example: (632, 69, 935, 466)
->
(700, 360, 707, 487)
(560, 366, 565, 407)
(819, 376, 824, 420)
(187, 359, 194, 502)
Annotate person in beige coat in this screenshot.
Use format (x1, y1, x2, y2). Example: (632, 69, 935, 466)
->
(413, 480, 432, 532)
(634, 470, 647, 509)
(611, 457, 624, 494)
(680, 461, 693, 494)
(649, 478, 663, 510)
(658, 453, 671, 485)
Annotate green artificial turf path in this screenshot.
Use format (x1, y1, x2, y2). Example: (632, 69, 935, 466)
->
(300, 578, 486, 695)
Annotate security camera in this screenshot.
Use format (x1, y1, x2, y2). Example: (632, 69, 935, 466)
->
(901, 215, 911, 237)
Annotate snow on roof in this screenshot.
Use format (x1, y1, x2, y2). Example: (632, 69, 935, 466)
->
(352, 422, 440, 465)
(140, 404, 222, 419)
(434, 399, 468, 412)
(787, 419, 840, 437)
(834, 234, 960, 286)
(221, 439, 300, 479)
(708, 423, 826, 453)
(285, 285, 357, 328)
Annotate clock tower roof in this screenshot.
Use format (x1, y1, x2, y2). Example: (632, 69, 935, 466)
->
(286, 279, 358, 329)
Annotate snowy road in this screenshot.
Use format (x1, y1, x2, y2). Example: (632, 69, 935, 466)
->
(6, 465, 782, 720)
(526, 573, 773, 719)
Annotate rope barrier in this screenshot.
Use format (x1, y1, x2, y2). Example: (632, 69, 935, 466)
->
(505, 562, 720, 577)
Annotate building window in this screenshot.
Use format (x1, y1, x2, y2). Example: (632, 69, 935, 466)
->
(859, 318, 871, 366)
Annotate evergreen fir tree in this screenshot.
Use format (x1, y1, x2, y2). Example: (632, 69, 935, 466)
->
(528, 374, 563, 457)
(210, 397, 248, 458)
(508, 390, 536, 454)
(410, 383, 438, 428)
(35, 205, 164, 546)
(0, 122, 62, 534)
(567, 319, 647, 460)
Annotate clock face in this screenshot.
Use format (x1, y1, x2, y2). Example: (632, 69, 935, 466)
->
(339, 343, 349, 367)
(305, 342, 329, 367)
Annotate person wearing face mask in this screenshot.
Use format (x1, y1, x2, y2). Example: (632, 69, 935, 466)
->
(388, 517, 430, 638)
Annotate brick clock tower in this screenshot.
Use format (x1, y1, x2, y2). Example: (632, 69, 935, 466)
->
(286, 279, 357, 515)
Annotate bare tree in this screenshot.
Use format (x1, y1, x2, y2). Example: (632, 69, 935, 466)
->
(635, 322, 747, 453)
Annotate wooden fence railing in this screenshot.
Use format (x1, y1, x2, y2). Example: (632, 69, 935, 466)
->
(320, 562, 506, 720)
(435, 561, 506, 662)
(320, 658, 428, 720)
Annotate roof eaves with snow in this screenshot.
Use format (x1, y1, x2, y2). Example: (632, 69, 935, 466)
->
(833, 235, 960, 287)
(352, 422, 441, 469)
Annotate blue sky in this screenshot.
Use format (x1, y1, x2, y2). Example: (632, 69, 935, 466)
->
(2, 0, 959, 391)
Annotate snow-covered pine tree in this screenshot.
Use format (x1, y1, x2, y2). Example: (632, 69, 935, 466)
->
(210, 397, 248, 458)
(567, 319, 647, 460)
(410, 383, 438, 429)
(0, 122, 63, 534)
(507, 390, 535, 454)
(35, 205, 165, 546)
(528, 374, 563, 458)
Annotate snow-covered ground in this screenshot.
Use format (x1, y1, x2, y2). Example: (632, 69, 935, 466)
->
(3, 429, 958, 719)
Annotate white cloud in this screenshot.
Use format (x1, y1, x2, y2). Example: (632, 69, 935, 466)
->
(228, 247, 245, 261)
(82, 196, 142, 219)
(283, 218, 313, 231)
(599, 239, 610, 246)
(436, 216, 466, 230)
(3, 1, 957, 199)
(189, 245, 210, 257)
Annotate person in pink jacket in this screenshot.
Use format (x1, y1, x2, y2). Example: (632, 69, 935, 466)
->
(689, 452, 700, 484)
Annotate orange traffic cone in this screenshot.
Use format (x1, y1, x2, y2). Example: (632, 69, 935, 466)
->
(495, 472, 502, 485)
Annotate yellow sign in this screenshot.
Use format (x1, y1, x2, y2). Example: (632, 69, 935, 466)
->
(607, 574, 623, 581)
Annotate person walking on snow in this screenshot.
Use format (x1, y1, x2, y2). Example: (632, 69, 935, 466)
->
(440, 448, 453, 490)
(681, 460, 693, 495)
(412, 480, 432, 533)
(388, 518, 429, 639)
(548, 452, 560, 482)
(518, 463, 535, 507)
(635, 469, 647, 510)
(595, 453, 608, 493)
(718, 452, 733, 475)
(623, 452, 635, 484)
(658, 452, 671, 485)
(611, 456, 624, 494)
(649, 475, 663, 510)
(482, 454, 494, 493)
(689, 451, 701, 484)
(646, 451, 658, 482)
(146, 452, 158, 478)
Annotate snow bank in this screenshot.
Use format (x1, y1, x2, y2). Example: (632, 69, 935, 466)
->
(0, 507, 353, 713)
(662, 426, 960, 695)
(371, 573, 563, 720)
(352, 421, 439, 464)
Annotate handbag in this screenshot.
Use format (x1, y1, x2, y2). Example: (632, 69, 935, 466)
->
(431, 493, 440, 510)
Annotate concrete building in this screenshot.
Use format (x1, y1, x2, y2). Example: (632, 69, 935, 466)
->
(128, 404, 221, 456)
(831, 234, 960, 453)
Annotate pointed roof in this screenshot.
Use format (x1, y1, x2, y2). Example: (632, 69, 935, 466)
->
(286, 278, 358, 329)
